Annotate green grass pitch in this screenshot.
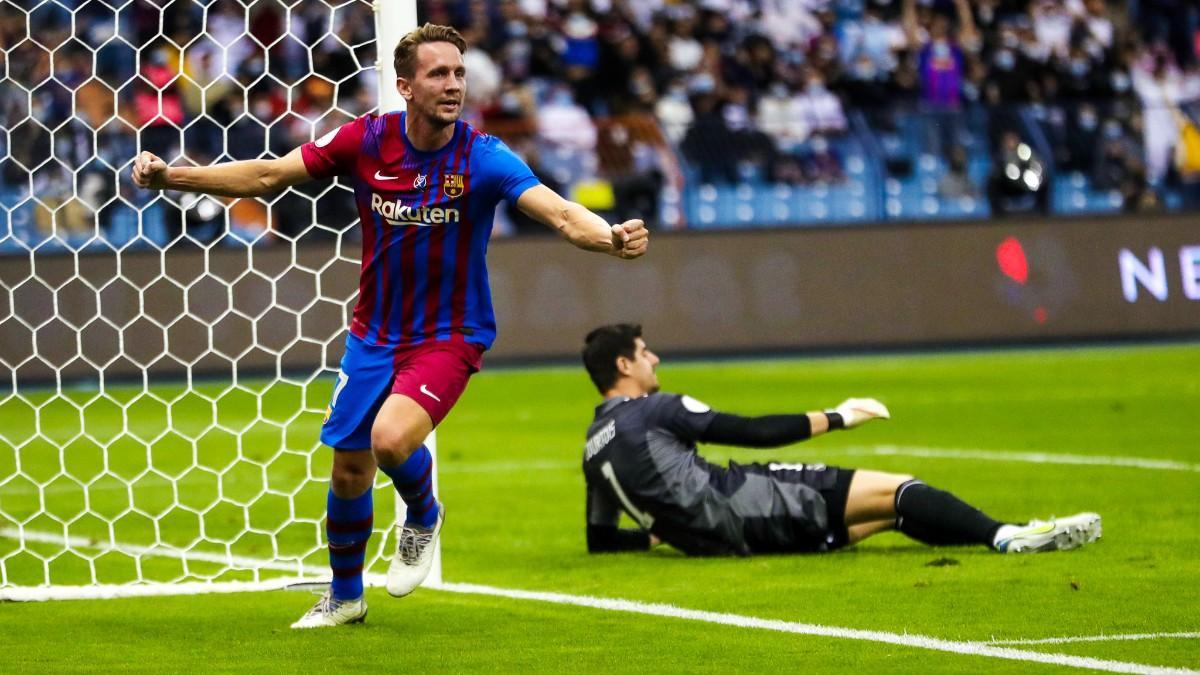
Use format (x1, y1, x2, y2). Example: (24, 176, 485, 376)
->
(1, 343, 1198, 671)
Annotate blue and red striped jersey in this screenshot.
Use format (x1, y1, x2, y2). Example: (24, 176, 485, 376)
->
(301, 112, 539, 351)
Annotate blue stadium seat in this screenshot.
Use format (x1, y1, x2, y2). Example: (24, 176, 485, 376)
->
(1051, 173, 1122, 215)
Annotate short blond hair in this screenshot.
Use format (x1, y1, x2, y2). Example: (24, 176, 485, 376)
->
(393, 23, 467, 79)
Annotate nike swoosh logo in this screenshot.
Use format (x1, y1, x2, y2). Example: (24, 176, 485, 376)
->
(374, 170, 399, 180)
(419, 384, 442, 402)
(1002, 523, 1055, 545)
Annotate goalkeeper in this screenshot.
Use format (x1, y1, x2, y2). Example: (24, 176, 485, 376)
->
(580, 324, 1101, 556)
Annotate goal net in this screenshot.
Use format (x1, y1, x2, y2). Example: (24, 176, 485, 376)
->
(0, 0, 426, 600)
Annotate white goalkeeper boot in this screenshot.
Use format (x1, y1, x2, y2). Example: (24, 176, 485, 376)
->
(386, 505, 444, 597)
(290, 590, 367, 629)
(994, 512, 1101, 553)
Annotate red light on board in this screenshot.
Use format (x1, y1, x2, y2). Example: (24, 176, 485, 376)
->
(997, 236, 1029, 285)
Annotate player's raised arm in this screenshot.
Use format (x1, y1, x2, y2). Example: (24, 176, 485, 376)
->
(515, 184, 648, 259)
(131, 146, 313, 198)
(698, 398, 891, 448)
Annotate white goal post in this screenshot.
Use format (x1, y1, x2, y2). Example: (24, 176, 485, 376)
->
(0, 0, 431, 600)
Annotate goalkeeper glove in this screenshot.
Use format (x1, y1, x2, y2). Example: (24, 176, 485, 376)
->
(826, 398, 890, 430)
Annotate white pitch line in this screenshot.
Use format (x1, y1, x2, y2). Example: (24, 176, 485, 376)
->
(985, 632, 1200, 646)
(434, 582, 1196, 675)
(0, 527, 390, 602)
(0, 527, 313, 575)
(436, 446, 1200, 475)
(437, 446, 1200, 475)
(1, 447, 1192, 498)
(1, 529, 1194, 673)
(850, 446, 1200, 473)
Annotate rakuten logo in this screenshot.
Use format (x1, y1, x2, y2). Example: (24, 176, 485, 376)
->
(1119, 246, 1200, 302)
(369, 193, 460, 226)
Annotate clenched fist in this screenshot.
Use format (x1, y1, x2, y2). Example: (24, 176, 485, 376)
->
(609, 219, 648, 259)
(131, 151, 169, 190)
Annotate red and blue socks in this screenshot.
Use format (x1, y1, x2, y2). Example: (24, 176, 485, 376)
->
(326, 488, 373, 601)
(378, 445, 440, 528)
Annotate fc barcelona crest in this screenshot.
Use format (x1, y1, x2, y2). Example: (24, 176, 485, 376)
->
(443, 173, 464, 198)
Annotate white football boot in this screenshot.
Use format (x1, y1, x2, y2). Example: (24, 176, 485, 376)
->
(994, 512, 1101, 553)
(386, 505, 444, 597)
(290, 590, 367, 629)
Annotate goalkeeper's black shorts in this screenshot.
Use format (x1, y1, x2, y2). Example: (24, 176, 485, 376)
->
(731, 462, 855, 554)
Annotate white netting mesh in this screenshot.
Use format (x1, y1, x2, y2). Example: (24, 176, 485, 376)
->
(0, 0, 401, 596)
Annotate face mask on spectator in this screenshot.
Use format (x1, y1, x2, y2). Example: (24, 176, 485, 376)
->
(689, 73, 716, 94)
(500, 91, 522, 113)
(1079, 111, 1098, 130)
(242, 58, 264, 78)
(995, 50, 1016, 71)
(854, 60, 878, 80)
(1111, 72, 1130, 93)
(1103, 120, 1122, 139)
(1069, 58, 1090, 78)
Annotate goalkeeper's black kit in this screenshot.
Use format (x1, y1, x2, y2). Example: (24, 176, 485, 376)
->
(582, 393, 854, 556)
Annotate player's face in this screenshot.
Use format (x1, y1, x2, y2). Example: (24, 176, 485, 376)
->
(402, 42, 466, 127)
(627, 338, 660, 394)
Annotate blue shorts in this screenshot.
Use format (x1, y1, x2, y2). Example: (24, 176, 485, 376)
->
(320, 333, 484, 450)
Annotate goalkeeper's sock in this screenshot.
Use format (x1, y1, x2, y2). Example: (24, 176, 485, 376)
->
(379, 445, 439, 528)
(894, 480, 1002, 546)
(326, 487, 373, 601)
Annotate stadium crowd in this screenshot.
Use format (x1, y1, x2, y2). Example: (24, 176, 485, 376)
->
(3, 0, 1200, 249)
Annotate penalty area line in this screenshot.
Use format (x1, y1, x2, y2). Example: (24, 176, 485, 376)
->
(431, 582, 1197, 675)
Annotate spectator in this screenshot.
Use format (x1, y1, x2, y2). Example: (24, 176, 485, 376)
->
(1064, 103, 1103, 172)
(462, 25, 504, 112)
(654, 78, 694, 144)
(666, 8, 704, 74)
(1094, 118, 1150, 211)
(8, 0, 1200, 251)
(597, 120, 669, 229)
(536, 85, 598, 153)
(681, 86, 739, 184)
(794, 67, 848, 138)
(906, 0, 978, 161)
(1133, 49, 1186, 184)
(838, 1, 906, 78)
(757, 83, 809, 152)
(939, 146, 977, 199)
